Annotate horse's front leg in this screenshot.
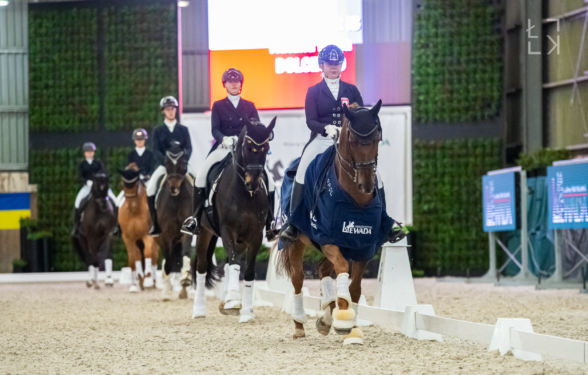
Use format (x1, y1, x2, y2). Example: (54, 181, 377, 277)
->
(342, 260, 367, 345)
(238, 235, 262, 323)
(287, 239, 307, 339)
(321, 244, 354, 335)
(315, 259, 336, 336)
(218, 227, 244, 316)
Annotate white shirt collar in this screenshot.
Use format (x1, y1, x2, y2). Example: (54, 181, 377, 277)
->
(324, 76, 341, 86)
(86, 158, 93, 164)
(164, 118, 177, 132)
(228, 94, 240, 108)
(135, 147, 145, 156)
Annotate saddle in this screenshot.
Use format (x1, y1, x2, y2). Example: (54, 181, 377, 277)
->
(203, 153, 270, 237)
(154, 172, 195, 205)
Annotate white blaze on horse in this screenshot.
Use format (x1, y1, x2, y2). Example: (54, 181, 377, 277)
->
(277, 101, 407, 345)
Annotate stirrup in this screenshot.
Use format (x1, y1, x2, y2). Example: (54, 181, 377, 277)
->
(149, 225, 161, 237)
(279, 223, 299, 243)
(181, 216, 200, 236)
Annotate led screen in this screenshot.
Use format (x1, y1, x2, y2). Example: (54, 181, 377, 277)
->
(483, 172, 517, 232)
(547, 162, 588, 229)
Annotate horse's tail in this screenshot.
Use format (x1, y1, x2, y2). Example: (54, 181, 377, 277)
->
(205, 235, 220, 288)
(275, 241, 293, 278)
(136, 239, 145, 271)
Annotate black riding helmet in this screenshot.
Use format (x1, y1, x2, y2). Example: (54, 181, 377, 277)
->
(222, 68, 244, 86)
(82, 142, 96, 152)
(318, 45, 345, 65)
(160, 96, 178, 110)
(132, 128, 148, 141)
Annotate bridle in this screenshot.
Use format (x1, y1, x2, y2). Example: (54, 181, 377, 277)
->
(165, 150, 186, 194)
(334, 108, 382, 183)
(122, 174, 140, 198)
(230, 132, 271, 191)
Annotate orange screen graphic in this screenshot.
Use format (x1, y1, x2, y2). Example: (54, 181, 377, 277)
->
(209, 48, 356, 110)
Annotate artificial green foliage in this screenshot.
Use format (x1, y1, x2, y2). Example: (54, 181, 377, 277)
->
(29, 147, 133, 272)
(413, 0, 503, 123)
(413, 138, 502, 274)
(104, 4, 178, 131)
(29, 8, 100, 132)
(516, 148, 571, 171)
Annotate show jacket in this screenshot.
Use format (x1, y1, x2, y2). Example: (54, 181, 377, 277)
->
(152, 123, 192, 166)
(127, 149, 155, 177)
(211, 97, 260, 144)
(305, 79, 364, 140)
(78, 160, 104, 185)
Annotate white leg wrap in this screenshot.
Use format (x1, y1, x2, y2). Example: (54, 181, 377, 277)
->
(93, 265, 99, 282)
(322, 304, 333, 326)
(144, 258, 152, 277)
(180, 256, 191, 283)
(104, 259, 113, 278)
(336, 273, 351, 305)
(143, 258, 153, 287)
(135, 260, 144, 278)
(88, 265, 94, 281)
(162, 273, 173, 299)
(192, 272, 207, 318)
(129, 271, 139, 293)
(226, 264, 240, 300)
(292, 292, 307, 324)
(320, 276, 336, 310)
(240, 280, 254, 315)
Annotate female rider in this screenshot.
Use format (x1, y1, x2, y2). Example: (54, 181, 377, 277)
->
(182, 68, 276, 240)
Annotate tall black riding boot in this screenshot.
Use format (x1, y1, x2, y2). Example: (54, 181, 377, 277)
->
(71, 208, 82, 237)
(147, 195, 161, 236)
(111, 205, 121, 237)
(265, 191, 279, 241)
(181, 187, 206, 235)
(279, 182, 304, 243)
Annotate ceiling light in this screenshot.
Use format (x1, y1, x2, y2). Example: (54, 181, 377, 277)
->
(178, 1, 189, 7)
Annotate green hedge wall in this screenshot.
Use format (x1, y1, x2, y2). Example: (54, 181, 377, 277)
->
(29, 8, 100, 132)
(104, 4, 178, 130)
(413, 138, 502, 274)
(30, 147, 133, 271)
(28, 1, 178, 133)
(413, 0, 502, 123)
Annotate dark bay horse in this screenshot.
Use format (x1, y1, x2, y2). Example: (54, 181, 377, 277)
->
(278, 101, 399, 344)
(118, 165, 159, 292)
(155, 142, 194, 301)
(73, 173, 117, 289)
(191, 118, 276, 322)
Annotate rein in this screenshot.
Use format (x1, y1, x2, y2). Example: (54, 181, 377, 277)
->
(334, 109, 381, 183)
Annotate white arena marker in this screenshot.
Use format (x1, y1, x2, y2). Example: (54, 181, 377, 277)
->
(374, 239, 417, 311)
(356, 295, 373, 327)
(489, 318, 542, 361)
(119, 267, 132, 285)
(400, 305, 443, 341)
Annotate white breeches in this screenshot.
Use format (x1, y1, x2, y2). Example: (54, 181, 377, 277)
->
(195, 147, 274, 192)
(75, 185, 117, 208)
(295, 134, 383, 188)
(146, 164, 197, 197)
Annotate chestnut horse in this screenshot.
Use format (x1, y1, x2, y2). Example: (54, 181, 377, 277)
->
(155, 142, 193, 300)
(278, 101, 391, 345)
(118, 164, 159, 292)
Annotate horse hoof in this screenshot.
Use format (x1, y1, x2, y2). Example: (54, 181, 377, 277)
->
(93, 283, 100, 290)
(333, 307, 356, 335)
(129, 285, 139, 293)
(238, 314, 255, 323)
(316, 317, 332, 336)
(343, 328, 364, 346)
(178, 287, 188, 299)
(334, 327, 352, 335)
(86, 281, 92, 288)
(219, 301, 241, 316)
(293, 329, 306, 340)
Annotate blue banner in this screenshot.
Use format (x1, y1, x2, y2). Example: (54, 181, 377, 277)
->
(548, 162, 588, 229)
(483, 172, 517, 232)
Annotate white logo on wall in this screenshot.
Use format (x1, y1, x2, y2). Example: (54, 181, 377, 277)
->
(342, 221, 372, 235)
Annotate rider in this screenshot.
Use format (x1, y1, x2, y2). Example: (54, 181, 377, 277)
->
(182, 68, 277, 240)
(280, 45, 390, 242)
(146, 96, 194, 236)
(72, 142, 118, 237)
(116, 128, 154, 207)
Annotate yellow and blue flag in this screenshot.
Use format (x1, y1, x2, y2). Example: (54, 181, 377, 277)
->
(0, 193, 31, 230)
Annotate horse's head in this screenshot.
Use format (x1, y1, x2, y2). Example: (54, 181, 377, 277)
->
(339, 100, 382, 195)
(92, 173, 110, 198)
(237, 117, 276, 192)
(164, 141, 188, 197)
(119, 167, 141, 197)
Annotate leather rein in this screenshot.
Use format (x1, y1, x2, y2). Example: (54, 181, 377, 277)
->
(334, 108, 382, 183)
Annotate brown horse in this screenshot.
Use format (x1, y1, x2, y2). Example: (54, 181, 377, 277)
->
(118, 164, 159, 292)
(278, 101, 398, 345)
(73, 173, 117, 289)
(155, 142, 193, 300)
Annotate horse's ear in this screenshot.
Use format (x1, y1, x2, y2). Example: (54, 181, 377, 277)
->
(370, 99, 382, 117)
(343, 103, 357, 122)
(267, 116, 277, 132)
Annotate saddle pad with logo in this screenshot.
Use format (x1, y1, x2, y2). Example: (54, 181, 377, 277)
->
(286, 146, 393, 261)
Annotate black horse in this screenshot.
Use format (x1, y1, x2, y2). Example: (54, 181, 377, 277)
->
(155, 141, 194, 300)
(72, 173, 117, 289)
(191, 118, 276, 321)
